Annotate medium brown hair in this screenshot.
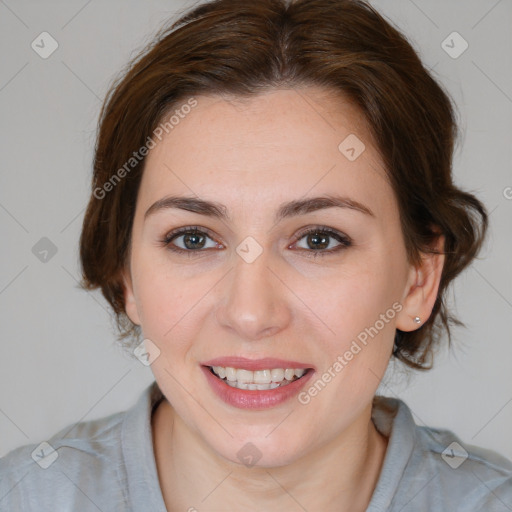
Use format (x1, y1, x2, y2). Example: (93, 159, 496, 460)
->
(79, 0, 488, 370)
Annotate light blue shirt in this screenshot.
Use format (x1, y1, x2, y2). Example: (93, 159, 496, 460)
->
(1, 381, 511, 511)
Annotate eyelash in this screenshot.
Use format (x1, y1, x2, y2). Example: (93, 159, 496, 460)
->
(161, 226, 352, 258)
(160, 225, 352, 258)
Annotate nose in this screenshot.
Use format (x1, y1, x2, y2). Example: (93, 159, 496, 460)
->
(214, 249, 292, 341)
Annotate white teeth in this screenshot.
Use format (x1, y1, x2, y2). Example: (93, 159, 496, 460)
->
(210, 366, 309, 389)
(271, 368, 284, 382)
(236, 369, 253, 383)
(225, 367, 237, 382)
(254, 369, 272, 384)
(225, 380, 289, 390)
(284, 369, 295, 381)
(213, 366, 226, 379)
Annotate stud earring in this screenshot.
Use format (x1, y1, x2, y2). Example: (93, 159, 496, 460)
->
(414, 316, 421, 324)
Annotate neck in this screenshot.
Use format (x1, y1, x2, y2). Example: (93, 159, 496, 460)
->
(152, 399, 387, 511)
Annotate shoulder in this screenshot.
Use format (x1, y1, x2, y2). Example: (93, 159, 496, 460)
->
(370, 396, 512, 512)
(0, 404, 134, 511)
(412, 424, 512, 510)
(0, 409, 129, 511)
(0, 382, 165, 511)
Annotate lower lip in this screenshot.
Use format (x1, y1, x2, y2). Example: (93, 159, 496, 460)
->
(201, 366, 315, 409)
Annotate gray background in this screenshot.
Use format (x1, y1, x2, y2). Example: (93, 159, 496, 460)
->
(1, 0, 511, 461)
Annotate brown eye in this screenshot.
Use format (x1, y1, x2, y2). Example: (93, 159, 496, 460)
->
(162, 227, 221, 253)
(292, 227, 351, 256)
(303, 231, 330, 250)
(177, 231, 207, 250)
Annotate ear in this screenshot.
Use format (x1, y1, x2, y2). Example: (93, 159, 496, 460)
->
(396, 233, 445, 332)
(122, 266, 141, 326)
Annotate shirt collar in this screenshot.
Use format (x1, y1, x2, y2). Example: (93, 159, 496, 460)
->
(366, 396, 417, 511)
(122, 381, 167, 511)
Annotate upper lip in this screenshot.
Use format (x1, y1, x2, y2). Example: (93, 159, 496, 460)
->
(201, 357, 315, 371)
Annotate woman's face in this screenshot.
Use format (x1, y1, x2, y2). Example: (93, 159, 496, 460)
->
(123, 87, 422, 466)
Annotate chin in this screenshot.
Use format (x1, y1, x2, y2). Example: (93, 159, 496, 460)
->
(209, 430, 310, 469)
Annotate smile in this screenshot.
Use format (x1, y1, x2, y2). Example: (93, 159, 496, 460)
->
(201, 357, 315, 408)
(209, 366, 310, 390)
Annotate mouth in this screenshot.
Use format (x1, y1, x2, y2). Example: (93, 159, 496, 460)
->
(200, 357, 316, 409)
(206, 365, 313, 390)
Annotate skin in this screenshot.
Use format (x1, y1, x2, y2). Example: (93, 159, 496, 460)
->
(122, 86, 445, 511)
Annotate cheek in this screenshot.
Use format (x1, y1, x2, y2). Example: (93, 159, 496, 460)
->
(132, 259, 192, 340)
(302, 251, 403, 377)
(298, 273, 399, 417)
(315, 264, 400, 334)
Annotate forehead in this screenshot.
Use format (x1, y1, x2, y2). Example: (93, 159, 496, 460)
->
(138, 87, 394, 221)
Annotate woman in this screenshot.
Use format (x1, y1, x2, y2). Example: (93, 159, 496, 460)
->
(1, 0, 511, 510)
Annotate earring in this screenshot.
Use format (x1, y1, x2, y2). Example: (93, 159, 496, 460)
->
(414, 316, 421, 324)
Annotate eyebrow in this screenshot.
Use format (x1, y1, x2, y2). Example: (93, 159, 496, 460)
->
(144, 194, 375, 223)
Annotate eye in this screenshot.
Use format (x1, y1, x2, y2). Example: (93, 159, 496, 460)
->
(161, 226, 222, 254)
(291, 226, 352, 257)
(160, 225, 351, 258)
